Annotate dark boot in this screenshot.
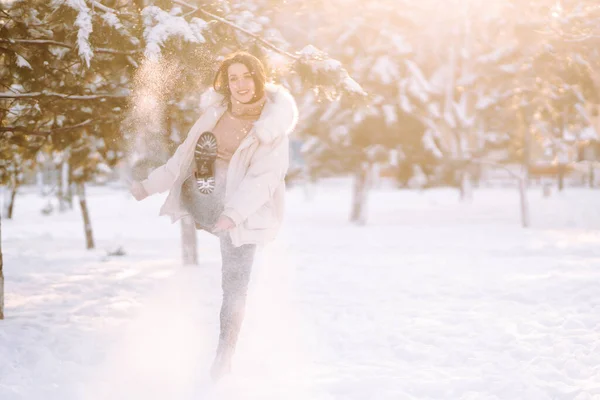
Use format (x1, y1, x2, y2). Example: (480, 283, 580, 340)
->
(210, 344, 233, 381)
(194, 131, 217, 194)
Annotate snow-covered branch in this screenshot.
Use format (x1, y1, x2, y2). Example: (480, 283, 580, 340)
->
(141, 6, 207, 60)
(172, 0, 298, 60)
(88, 0, 115, 14)
(0, 119, 94, 137)
(0, 91, 129, 100)
(0, 39, 69, 48)
(95, 47, 139, 55)
(535, 26, 600, 43)
(296, 45, 367, 97)
(168, 1, 365, 96)
(0, 39, 139, 55)
(561, 33, 600, 42)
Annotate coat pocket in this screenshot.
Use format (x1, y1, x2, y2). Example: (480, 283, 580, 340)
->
(245, 201, 275, 230)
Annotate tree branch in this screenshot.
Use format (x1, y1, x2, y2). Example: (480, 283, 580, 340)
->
(1, 119, 94, 137)
(0, 91, 129, 100)
(0, 7, 11, 19)
(126, 55, 139, 68)
(172, 0, 298, 60)
(87, 0, 137, 17)
(96, 47, 139, 55)
(0, 39, 139, 55)
(0, 126, 45, 136)
(88, 0, 116, 14)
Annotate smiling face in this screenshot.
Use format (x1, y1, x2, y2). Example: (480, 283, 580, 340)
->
(227, 63, 256, 104)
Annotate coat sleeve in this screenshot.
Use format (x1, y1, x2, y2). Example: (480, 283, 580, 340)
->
(140, 109, 210, 195)
(140, 141, 186, 195)
(221, 135, 289, 225)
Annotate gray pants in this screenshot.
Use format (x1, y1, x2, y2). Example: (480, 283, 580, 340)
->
(217, 233, 257, 354)
(180, 172, 226, 231)
(181, 167, 256, 353)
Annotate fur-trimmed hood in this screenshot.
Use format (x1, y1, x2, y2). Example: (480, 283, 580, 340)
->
(200, 83, 299, 144)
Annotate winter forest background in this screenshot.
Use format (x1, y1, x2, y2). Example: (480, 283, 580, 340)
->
(1, 1, 600, 398)
(3, 0, 600, 254)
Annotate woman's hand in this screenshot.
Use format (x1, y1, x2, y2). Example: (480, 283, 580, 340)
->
(130, 180, 148, 201)
(212, 215, 236, 233)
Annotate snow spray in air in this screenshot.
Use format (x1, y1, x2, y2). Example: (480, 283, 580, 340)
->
(121, 57, 180, 183)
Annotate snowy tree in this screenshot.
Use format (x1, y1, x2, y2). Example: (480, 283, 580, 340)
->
(1, 0, 365, 270)
(532, 0, 600, 189)
(386, 0, 522, 199)
(275, 0, 433, 223)
(1, 0, 135, 249)
(493, 1, 600, 191)
(120, 0, 365, 262)
(388, 0, 599, 216)
(278, 0, 599, 225)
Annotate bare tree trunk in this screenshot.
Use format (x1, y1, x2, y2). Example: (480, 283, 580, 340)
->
(66, 169, 73, 210)
(517, 105, 531, 188)
(58, 152, 71, 211)
(7, 188, 17, 219)
(473, 160, 529, 228)
(76, 182, 95, 249)
(4, 174, 18, 219)
(36, 164, 44, 194)
(519, 177, 529, 228)
(350, 162, 372, 225)
(590, 162, 595, 188)
(517, 110, 531, 227)
(304, 168, 318, 201)
(7, 180, 18, 220)
(180, 216, 198, 265)
(557, 164, 565, 191)
(57, 167, 65, 212)
(458, 169, 473, 201)
(0, 211, 4, 320)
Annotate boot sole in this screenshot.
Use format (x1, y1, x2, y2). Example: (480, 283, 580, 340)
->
(194, 131, 218, 194)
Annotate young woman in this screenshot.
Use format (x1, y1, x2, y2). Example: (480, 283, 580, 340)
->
(129, 51, 298, 380)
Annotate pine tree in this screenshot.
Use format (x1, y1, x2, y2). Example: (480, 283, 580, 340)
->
(0, 0, 365, 283)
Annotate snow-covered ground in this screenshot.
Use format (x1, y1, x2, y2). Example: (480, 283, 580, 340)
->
(2, 180, 600, 400)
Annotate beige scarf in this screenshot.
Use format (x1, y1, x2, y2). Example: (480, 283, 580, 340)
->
(213, 94, 266, 162)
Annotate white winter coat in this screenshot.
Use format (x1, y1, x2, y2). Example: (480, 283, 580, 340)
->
(141, 83, 298, 247)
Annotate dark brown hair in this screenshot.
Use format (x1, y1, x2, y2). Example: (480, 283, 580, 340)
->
(213, 51, 267, 104)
